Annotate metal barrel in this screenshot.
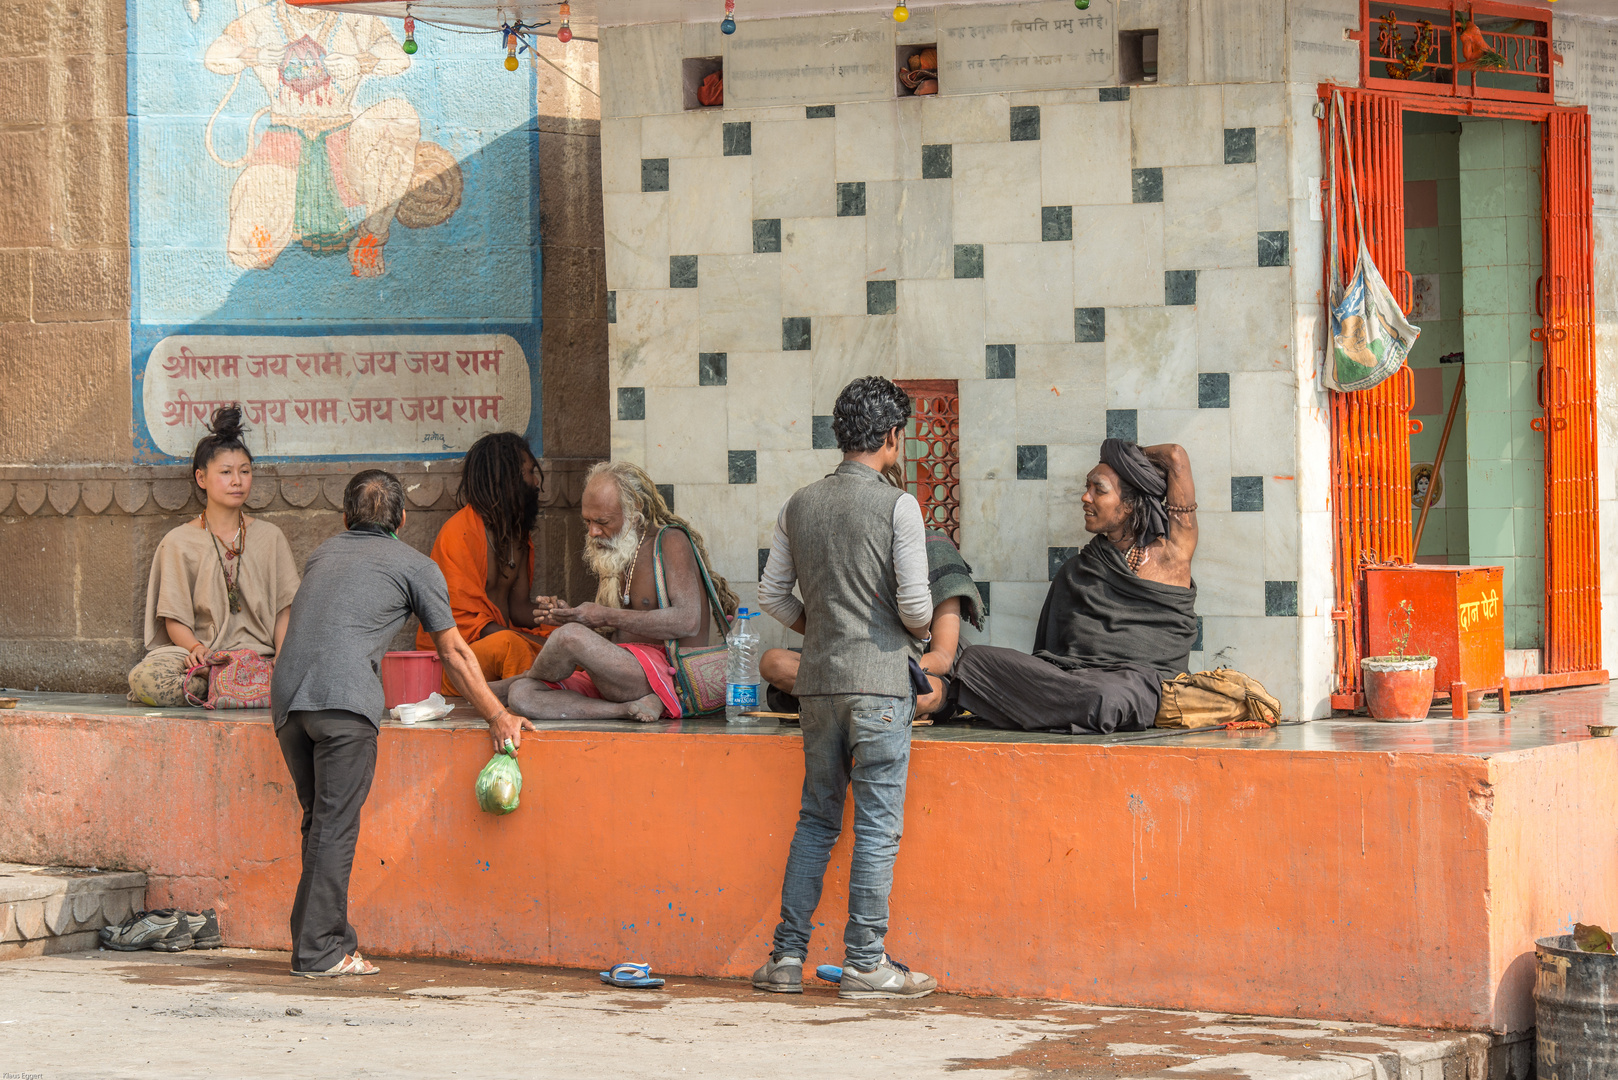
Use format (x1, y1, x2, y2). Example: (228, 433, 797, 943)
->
(1536, 935, 1618, 1079)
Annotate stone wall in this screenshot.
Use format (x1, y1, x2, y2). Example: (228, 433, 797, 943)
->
(0, 0, 133, 465)
(0, 459, 598, 693)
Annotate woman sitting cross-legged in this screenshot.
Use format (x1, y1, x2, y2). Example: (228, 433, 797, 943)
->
(127, 405, 300, 707)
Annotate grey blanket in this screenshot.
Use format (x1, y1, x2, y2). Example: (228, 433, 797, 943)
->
(1034, 535, 1198, 681)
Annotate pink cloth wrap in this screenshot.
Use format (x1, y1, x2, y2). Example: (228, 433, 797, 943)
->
(545, 642, 684, 720)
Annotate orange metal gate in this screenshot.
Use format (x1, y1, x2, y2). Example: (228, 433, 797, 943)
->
(1326, 89, 1418, 704)
(1537, 111, 1602, 677)
(1322, 88, 1604, 703)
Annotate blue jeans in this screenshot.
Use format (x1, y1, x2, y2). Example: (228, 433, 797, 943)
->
(771, 692, 914, 971)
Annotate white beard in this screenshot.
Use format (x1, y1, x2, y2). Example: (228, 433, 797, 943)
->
(584, 524, 643, 608)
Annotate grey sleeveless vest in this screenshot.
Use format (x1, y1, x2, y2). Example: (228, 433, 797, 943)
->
(782, 460, 912, 698)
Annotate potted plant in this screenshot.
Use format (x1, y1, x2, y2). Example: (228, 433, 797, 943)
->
(1360, 600, 1436, 722)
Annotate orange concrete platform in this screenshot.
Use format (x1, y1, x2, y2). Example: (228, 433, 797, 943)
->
(3, 688, 1616, 1034)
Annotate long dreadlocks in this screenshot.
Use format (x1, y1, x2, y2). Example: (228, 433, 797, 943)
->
(458, 433, 541, 568)
(584, 460, 740, 625)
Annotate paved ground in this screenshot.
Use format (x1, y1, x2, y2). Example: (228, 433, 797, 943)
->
(0, 949, 1485, 1080)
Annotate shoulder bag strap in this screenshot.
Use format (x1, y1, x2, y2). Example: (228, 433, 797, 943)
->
(651, 524, 732, 651)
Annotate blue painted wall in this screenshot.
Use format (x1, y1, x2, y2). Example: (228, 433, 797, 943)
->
(128, 0, 541, 460)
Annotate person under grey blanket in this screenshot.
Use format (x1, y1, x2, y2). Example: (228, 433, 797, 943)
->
(954, 441, 1199, 734)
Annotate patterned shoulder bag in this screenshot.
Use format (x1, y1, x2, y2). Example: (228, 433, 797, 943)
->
(185, 649, 274, 709)
(651, 524, 733, 716)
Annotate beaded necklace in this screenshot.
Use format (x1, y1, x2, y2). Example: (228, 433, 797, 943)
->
(202, 513, 247, 614)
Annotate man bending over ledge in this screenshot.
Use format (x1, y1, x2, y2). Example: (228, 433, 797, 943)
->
(953, 440, 1199, 734)
(497, 460, 737, 722)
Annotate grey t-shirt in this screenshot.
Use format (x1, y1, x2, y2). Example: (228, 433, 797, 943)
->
(270, 528, 456, 729)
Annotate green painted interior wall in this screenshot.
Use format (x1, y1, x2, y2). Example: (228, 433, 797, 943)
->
(1458, 117, 1544, 651)
(1404, 113, 1469, 565)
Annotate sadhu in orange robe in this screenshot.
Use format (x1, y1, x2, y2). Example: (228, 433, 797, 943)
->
(416, 505, 552, 693)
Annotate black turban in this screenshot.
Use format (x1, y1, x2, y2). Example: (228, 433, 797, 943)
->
(1099, 438, 1169, 547)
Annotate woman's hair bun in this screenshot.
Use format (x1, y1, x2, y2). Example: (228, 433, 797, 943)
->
(207, 403, 247, 442)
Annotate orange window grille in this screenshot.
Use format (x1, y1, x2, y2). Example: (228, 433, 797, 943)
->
(1357, 0, 1557, 106)
(895, 379, 961, 545)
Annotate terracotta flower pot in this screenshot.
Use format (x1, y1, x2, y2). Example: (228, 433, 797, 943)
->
(1360, 655, 1437, 722)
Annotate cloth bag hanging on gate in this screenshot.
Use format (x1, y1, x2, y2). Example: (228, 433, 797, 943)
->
(1323, 92, 1420, 393)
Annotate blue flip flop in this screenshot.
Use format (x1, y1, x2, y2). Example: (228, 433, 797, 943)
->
(815, 964, 842, 984)
(600, 961, 665, 989)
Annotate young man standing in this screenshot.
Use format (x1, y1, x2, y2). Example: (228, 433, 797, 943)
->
(754, 376, 938, 1000)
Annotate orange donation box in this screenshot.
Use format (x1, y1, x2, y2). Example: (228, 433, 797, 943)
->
(1364, 565, 1506, 716)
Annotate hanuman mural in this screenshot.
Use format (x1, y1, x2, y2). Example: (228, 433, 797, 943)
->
(203, 0, 463, 277)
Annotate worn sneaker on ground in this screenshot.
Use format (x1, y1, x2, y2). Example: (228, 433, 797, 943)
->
(184, 909, 222, 949)
(99, 910, 184, 952)
(752, 955, 804, 994)
(838, 955, 937, 1000)
(147, 909, 195, 952)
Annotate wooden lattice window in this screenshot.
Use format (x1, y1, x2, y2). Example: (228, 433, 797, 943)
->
(895, 379, 960, 544)
(1358, 0, 1556, 105)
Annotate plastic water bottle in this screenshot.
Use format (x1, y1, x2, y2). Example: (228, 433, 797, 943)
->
(725, 608, 761, 724)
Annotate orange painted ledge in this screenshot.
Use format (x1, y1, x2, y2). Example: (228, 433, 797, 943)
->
(4, 701, 1615, 1035)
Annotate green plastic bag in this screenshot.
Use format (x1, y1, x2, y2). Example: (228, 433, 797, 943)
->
(475, 750, 522, 815)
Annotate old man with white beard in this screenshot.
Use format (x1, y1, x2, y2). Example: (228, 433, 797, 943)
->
(495, 461, 738, 722)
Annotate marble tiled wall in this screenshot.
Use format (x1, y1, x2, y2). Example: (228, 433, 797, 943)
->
(601, 14, 1326, 717)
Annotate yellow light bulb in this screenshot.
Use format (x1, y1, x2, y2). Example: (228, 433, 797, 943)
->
(504, 53, 519, 70)
(892, 1, 909, 19)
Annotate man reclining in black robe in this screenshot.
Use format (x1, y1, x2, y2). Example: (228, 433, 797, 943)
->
(954, 440, 1199, 734)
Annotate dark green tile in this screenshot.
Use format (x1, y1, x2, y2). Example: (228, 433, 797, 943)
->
(1224, 127, 1256, 164)
(1049, 547, 1080, 580)
(1198, 372, 1229, 408)
(812, 414, 836, 449)
(670, 254, 698, 289)
(656, 484, 675, 511)
(1010, 105, 1040, 141)
(1265, 580, 1298, 617)
(806, 104, 835, 118)
(975, 581, 991, 617)
(922, 144, 952, 179)
(723, 122, 752, 156)
(867, 279, 897, 315)
(758, 548, 771, 578)
(1017, 445, 1047, 480)
(986, 343, 1016, 379)
(1099, 87, 1130, 102)
(837, 181, 866, 217)
(606, 291, 616, 324)
(729, 450, 757, 485)
(1166, 269, 1197, 305)
(954, 244, 984, 279)
(1132, 167, 1163, 204)
(1231, 475, 1263, 511)
(1192, 615, 1204, 651)
(783, 317, 811, 351)
(1258, 230, 1289, 267)
(1106, 409, 1136, 441)
(641, 158, 669, 192)
(1042, 205, 1073, 241)
(617, 386, 645, 421)
(699, 352, 727, 386)
(753, 218, 782, 254)
(1074, 307, 1105, 343)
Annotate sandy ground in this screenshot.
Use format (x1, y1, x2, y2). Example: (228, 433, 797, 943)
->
(0, 949, 1481, 1080)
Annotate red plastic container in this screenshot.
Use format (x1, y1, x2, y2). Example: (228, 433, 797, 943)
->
(381, 651, 444, 709)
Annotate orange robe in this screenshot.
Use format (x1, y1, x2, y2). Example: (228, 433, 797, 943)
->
(416, 505, 550, 692)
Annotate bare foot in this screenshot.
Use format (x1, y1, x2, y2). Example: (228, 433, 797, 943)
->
(624, 693, 665, 723)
